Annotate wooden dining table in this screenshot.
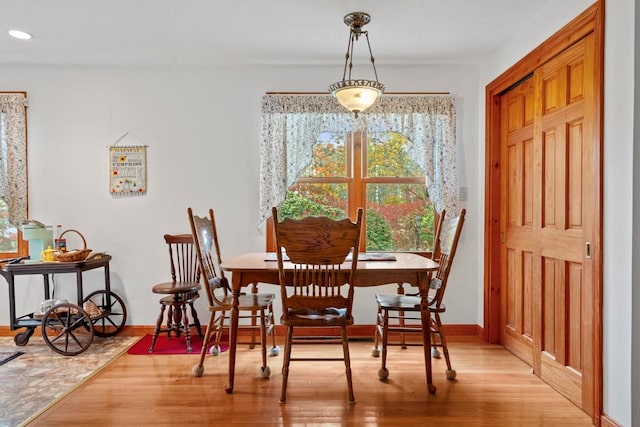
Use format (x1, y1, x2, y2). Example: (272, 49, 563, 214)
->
(220, 251, 439, 395)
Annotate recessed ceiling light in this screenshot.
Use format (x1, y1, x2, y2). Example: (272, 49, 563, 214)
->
(8, 30, 33, 40)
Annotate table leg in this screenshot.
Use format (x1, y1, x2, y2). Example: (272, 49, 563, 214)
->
(420, 277, 436, 395)
(421, 307, 436, 394)
(225, 282, 241, 394)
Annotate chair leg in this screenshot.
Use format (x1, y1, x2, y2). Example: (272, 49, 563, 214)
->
(372, 304, 382, 357)
(148, 304, 167, 352)
(378, 309, 390, 380)
(212, 310, 226, 354)
(433, 311, 456, 380)
(166, 305, 174, 338)
(280, 326, 294, 403)
(249, 283, 258, 349)
(189, 302, 204, 339)
(341, 325, 355, 403)
(268, 303, 280, 356)
(181, 304, 193, 353)
(192, 313, 216, 377)
(396, 283, 407, 349)
(258, 308, 270, 378)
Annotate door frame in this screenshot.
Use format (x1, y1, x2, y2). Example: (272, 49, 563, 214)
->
(483, 1, 603, 423)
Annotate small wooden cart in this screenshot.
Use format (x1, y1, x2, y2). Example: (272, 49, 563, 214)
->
(0, 254, 127, 355)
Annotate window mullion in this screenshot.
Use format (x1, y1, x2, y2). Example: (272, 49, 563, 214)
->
(351, 131, 365, 217)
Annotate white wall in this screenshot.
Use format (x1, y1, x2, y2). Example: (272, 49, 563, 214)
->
(478, 0, 634, 425)
(0, 63, 480, 328)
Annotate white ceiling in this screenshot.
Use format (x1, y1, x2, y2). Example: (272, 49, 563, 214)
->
(0, 0, 557, 67)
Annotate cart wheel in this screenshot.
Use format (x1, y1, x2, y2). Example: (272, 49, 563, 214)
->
(41, 302, 94, 356)
(84, 290, 127, 337)
(14, 328, 34, 346)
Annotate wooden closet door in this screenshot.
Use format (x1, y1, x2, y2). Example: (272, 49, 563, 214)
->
(500, 76, 535, 366)
(500, 33, 596, 414)
(533, 33, 595, 413)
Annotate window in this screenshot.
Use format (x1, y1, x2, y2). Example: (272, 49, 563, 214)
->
(0, 92, 28, 259)
(260, 94, 457, 254)
(274, 131, 436, 252)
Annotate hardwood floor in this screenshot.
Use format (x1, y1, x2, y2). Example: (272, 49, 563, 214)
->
(28, 336, 593, 426)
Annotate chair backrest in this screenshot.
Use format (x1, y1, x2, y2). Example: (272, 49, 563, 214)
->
(430, 209, 447, 263)
(272, 207, 363, 320)
(429, 208, 466, 308)
(163, 233, 200, 284)
(187, 208, 229, 307)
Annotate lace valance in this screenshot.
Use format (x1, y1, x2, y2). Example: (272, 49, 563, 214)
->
(259, 94, 457, 225)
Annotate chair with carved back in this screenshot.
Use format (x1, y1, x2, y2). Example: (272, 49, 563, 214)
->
(187, 207, 279, 378)
(374, 208, 465, 385)
(149, 234, 203, 353)
(272, 206, 363, 403)
(372, 209, 447, 354)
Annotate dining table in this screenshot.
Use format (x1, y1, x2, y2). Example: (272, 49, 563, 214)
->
(220, 251, 440, 395)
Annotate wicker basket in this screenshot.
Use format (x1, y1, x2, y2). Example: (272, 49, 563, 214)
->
(54, 229, 92, 262)
(83, 300, 104, 318)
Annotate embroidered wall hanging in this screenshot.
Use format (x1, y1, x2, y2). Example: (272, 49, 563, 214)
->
(109, 145, 147, 196)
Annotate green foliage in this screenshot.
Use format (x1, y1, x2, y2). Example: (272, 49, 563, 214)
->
(279, 191, 345, 220)
(365, 209, 393, 251)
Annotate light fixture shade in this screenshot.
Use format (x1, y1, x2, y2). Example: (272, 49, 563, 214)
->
(329, 12, 384, 117)
(330, 80, 383, 116)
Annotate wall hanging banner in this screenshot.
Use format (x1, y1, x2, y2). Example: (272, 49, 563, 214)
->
(109, 146, 147, 196)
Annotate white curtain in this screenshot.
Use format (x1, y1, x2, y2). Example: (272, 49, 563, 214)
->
(259, 94, 457, 225)
(0, 93, 28, 225)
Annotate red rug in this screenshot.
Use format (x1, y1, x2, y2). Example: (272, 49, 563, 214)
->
(127, 334, 228, 355)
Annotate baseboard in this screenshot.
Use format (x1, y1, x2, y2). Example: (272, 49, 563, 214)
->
(0, 323, 481, 338)
(600, 413, 622, 427)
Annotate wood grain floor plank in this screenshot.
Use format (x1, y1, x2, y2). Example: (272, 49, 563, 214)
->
(28, 337, 593, 426)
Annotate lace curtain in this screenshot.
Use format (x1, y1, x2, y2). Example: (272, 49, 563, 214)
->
(0, 93, 28, 225)
(259, 94, 457, 225)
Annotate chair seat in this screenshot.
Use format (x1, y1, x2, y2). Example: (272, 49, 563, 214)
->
(159, 293, 199, 304)
(152, 281, 201, 295)
(375, 294, 447, 313)
(376, 294, 422, 310)
(282, 307, 353, 327)
(209, 292, 276, 311)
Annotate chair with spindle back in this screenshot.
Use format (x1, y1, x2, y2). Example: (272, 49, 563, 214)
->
(188, 208, 279, 379)
(372, 209, 447, 355)
(374, 209, 466, 386)
(272, 206, 363, 403)
(149, 234, 203, 353)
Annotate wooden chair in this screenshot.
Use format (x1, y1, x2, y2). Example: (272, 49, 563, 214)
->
(372, 209, 447, 354)
(187, 208, 279, 378)
(374, 208, 466, 385)
(149, 234, 203, 353)
(272, 206, 363, 403)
